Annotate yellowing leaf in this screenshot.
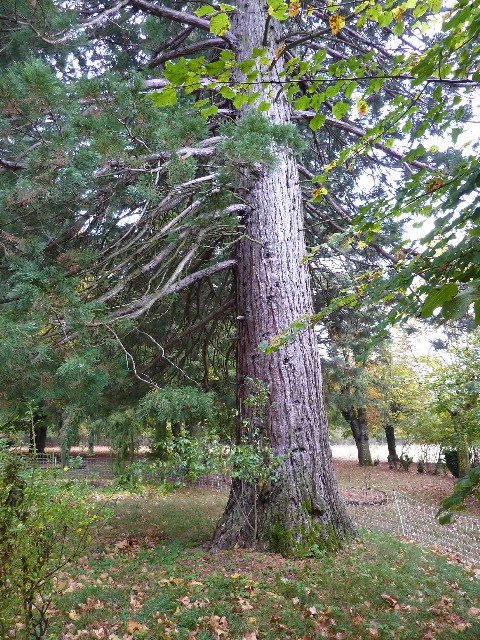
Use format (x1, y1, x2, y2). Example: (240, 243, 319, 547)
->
(312, 187, 328, 198)
(274, 41, 286, 59)
(230, 573, 241, 579)
(329, 14, 345, 35)
(425, 177, 444, 193)
(68, 610, 80, 621)
(288, 0, 301, 17)
(392, 7, 404, 21)
(356, 99, 369, 116)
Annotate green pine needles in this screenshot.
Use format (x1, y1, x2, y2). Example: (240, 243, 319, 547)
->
(219, 112, 306, 171)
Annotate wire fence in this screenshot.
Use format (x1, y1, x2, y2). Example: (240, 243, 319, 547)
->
(344, 488, 480, 566)
(23, 453, 116, 478)
(23, 454, 479, 566)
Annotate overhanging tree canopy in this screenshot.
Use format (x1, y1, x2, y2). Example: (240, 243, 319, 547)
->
(1, 0, 478, 552)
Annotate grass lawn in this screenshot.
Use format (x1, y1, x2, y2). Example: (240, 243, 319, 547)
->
(46, 487, 480, 640)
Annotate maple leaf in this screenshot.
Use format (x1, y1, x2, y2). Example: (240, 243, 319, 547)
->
(329, 14, 345, 35)
(179, 595, 193, 609)
(234, 596, 254, 612)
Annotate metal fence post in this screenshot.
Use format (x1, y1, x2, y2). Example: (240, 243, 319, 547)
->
(393, 490, 406, 536)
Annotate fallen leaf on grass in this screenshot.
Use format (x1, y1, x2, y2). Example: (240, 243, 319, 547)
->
(188, 580, 205, 588)
(130, 593, 145, 611)
(198, 615, 228, 638)
(68, 610, 80, 621)
(351, 612, 365, 625)
(125, 619, 149, 635)
(467, 607, 480, 619)
(114, 537, 140, 554)
(242, 633, 258, 640)
(65, 581, 84, 593)
(380, 593, 399, 609)
(235, 596, 254, 612)
(79, 598, 106, 612)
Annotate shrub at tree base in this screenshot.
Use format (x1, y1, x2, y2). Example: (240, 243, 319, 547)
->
(0, 449, 109, 639)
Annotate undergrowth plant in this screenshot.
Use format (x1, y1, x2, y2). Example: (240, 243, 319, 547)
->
(0, 446, 109, 639)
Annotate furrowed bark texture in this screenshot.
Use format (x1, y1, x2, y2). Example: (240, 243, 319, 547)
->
(212, 0, 355, 553)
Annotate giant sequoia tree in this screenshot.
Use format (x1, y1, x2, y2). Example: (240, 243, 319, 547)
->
(1, 0, 475, 552)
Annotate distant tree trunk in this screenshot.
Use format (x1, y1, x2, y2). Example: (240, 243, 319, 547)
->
(342, 407, 373, 466)
(457, 444, 471, 478)
(87, 430, 95, 455)
(59, 417, 71, 467)
(384, 424, 399, 466)
(29, 418, 47, 454)
(212, 0, 354, 554)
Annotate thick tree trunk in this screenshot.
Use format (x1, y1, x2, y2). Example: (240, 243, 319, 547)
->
(384, 424, 399, 466)
(212, 0, 354, 554)
(342, 407, 373, 466)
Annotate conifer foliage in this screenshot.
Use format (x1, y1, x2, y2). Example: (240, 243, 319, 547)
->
(1, 0, 478, 552)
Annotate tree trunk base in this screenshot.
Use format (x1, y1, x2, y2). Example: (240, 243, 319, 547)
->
(212, 476, 355, 556)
